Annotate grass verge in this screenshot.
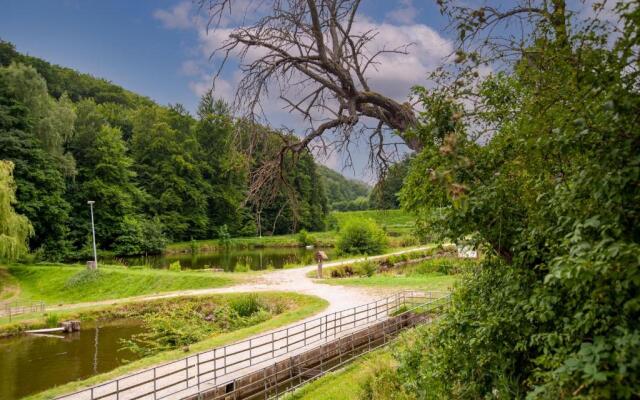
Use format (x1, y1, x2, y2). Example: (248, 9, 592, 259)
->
(23, 292, 327, 400)
(286, 350, 393, 400)
(5, 264, 236, 304)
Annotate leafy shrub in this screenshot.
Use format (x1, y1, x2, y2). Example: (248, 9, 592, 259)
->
(297, 229, 314, 246)
(360, 260, 378, 277)
(168, 261, 181, 272)
(330, 265, 356, 278)
(229, 294, 264, 317)
(113, 217, 167, 256)
(336, 218, 387, 255)
(358, 353, 413, 400)
(217, 224, 232, 247)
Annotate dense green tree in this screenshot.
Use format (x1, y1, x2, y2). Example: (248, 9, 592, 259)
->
(316, 165, 370, 209)
(370, 157, 410, 210)
(67, 100, 142, 249)
(0, 64, 72, 259)
(194, 95, 248, 237)
(395, 1, 640, 398)
(130, 106, 209, 241)
(0, 160, 33, 260)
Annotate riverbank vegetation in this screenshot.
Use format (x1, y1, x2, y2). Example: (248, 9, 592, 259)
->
(166, 209, 417, 254)
(312, 246, 471, 290)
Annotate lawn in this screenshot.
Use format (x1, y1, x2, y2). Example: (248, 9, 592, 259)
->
(317, 272, 459, 291)
(4, 264, 236, 304)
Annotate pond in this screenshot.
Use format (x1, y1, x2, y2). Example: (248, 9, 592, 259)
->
(106, 247, 337, 271)
(0, 320, 145, 400)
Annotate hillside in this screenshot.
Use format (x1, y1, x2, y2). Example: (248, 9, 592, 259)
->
(317, 165, 370, 208)
(0, 40, 153, 107)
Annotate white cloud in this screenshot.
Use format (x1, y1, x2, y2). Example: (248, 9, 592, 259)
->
(386, 0, 418, 25)
(153, 1, 193, 29)
(180, 60, 202, 76)
(154, 2, 451, 176)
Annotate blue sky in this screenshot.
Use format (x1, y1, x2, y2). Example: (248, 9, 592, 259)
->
(1, 0, 452, 180)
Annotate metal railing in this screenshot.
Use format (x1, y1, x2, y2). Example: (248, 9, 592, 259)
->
(0, 300, 46, 321)
(57, 291, 449, 400)
(212, 292, 450, 399)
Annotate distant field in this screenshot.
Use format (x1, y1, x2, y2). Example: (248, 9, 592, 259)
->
(5, 264, 235, 304)
(331, 209, 415, 236)
(167, 209, 416, 253)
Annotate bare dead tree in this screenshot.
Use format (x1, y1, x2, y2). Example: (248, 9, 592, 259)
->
(198, 0, 421, 160)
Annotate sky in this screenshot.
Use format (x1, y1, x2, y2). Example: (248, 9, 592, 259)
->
(1, 0, 454, 181)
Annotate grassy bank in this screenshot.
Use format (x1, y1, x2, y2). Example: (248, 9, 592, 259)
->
(23, 292, 327, 400)
(166, 209, 417, 254)
(310, 249, 476, 291)
(3, 264, 235, 304)
(287, 350, 394, 400)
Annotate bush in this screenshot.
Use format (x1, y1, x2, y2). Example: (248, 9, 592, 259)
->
(113, 217, 167, 256)
(229, 294, 264, 317)
(336, 218, 387, 255)
(360, 260, 378, 277)
(297, 229, 314, 246)
(168, 261, 181, 272)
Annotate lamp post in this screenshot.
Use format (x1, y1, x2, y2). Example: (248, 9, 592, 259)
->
(87, 201, 98, 269)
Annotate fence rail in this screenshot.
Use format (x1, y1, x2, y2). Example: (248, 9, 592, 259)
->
(57, 291, 450, 400)
(0, 300, 45, 320)
(207, 293, 450, 399)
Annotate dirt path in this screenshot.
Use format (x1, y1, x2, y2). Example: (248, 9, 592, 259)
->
(43, 247, 426, 314)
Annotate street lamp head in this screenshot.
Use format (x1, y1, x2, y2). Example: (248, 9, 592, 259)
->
(87, 200, 95, 205)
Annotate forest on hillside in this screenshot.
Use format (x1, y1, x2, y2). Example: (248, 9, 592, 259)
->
(0, 40, 374, 260)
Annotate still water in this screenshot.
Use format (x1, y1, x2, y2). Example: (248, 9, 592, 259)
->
(0, 321, 145, 400)
(108, 247, 336, 271)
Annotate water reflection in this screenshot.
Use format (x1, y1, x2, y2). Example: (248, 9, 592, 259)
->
(0, 320, 144, 400)
(108, 247, 336, 271)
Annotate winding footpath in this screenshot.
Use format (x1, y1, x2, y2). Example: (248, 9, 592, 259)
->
(45, 247, 427, 315)
(49, 247, 428, 399)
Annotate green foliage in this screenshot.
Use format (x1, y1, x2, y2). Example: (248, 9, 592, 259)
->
(113, 217, 167, 256)
(0, 160, 33, 260)
(297, 229, 314, 246)
(168, 261, 181, 272)
(370, 157, 411, 210)
(397, 3, 640, 398)
(0, 63, 72, 259)
(336, 218, 388, 255)
(122, 296, 276, 356)
(44, 313, 59, 327)
(316, 165, 370, 209)
(0, 43, 334, 261)
(217, 224, 232, 247)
